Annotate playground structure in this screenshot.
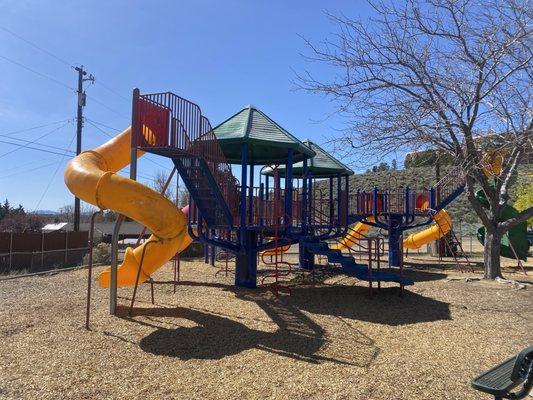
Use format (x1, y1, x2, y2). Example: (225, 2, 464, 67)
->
(64, 89, 529, 317)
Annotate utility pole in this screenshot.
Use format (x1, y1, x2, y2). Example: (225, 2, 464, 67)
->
(73, 65, 94, 231)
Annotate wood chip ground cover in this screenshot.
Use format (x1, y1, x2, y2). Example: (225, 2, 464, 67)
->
(0, 255, 532, 399)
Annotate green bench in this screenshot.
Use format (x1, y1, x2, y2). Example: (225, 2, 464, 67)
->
(472, 345, 533, 400)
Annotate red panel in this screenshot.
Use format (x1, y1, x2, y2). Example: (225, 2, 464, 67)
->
(137, 98, 170, 147)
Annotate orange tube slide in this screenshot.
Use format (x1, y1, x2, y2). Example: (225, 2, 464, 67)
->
(330, 217, 374, 250)
(64, 127, 192, 288)
(403, 210, 452, 250)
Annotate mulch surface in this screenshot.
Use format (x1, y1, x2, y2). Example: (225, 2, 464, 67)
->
(0, 255, 532, 399)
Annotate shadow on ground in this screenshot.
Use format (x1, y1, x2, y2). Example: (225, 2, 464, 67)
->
(288, 284, 451, 326)
(119, 291, 379, 366)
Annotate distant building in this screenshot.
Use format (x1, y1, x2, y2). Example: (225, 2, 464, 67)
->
(41, 222, 68, 233)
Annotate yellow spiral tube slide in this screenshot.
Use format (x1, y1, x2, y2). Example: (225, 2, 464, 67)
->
(403, 210, 452, 250)
(64, 127, 192, 288)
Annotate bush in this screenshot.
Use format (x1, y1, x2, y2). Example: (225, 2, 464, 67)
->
(83, 243, 111, 265)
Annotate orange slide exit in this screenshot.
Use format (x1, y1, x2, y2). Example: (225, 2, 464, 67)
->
(64, 127, 192, 288)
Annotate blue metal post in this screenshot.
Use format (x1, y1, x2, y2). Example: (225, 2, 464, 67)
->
(429, 187, 436, 210)
(308, 174, 313, 226)
(344, 175, 349, 225)
(405, 185, 410, 216)
(239, 143, 248, 243)
(235, 142, 256, 288)
(259, 183, 264, 226)
(299, 156, 314, 270)
(301, 157, 308, 234)
(388, 215, 403, 268)
(284, 149, 293, 230)
(329, 177, 334, 226)
(337, 174, 342, 227)
(248, 163, 254, 225)
(372, 186, 379, 218)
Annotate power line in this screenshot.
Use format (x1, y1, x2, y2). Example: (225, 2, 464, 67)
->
(0, 139, 74, 157)
(0, 161, 60, 180)
(0, 133, 76, 153)
(0, 119, 71, 137)
(33, 133, 77, 211)
(1, 25, 130, 122)
(0, 54, 75, 91)
(85, 118, 122, 132)
(0, 122, 71, 158)
(0, 25, 73, 67)
(85, 118, 113, 138)
(85, 118, 168, 169)
(84, 93, 129, 119)
(94, 80, 130, 102)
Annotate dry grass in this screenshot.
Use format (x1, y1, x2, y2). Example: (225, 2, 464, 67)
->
(0, 255, 532, 400)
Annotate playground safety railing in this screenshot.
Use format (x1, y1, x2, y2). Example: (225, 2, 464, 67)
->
(134, 91, 239, 226)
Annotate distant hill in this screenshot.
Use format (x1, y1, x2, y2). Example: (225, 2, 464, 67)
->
(317, 164, 532, 235)
(30, 210, 59, 215)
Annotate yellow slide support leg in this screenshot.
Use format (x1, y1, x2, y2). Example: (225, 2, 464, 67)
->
(64, 127, 192, 288)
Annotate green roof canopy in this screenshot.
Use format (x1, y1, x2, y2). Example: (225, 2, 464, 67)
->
(261, 140, 354, 178)
(213, 105, 316, 164)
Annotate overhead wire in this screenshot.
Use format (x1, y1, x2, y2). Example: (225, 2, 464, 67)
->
(0, 25, 74, 67)
(85, 118, 169, 169)
(0, 133, 76, 154)
(0, 121, 71, 159)
(0, 54, 75, 91)
(0, 140, 74, 157)
(33, 132, 77, 211)
(0, 161, 60, 180)
(0, 119, 71, 137)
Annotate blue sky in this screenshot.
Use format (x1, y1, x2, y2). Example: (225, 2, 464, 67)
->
(0, 0, 376, 211)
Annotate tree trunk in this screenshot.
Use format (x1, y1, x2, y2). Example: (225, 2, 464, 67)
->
(484, 229, 503, 279)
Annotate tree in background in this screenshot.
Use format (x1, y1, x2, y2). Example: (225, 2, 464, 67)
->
(514, 180, 533, 227)
(299, 0, 532, 279)
(0, 199, 43, 232)
(151, 170, 176, 203)
(58, 203, 97, 223)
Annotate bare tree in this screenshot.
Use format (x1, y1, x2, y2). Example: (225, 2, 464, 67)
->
(151, 170, 176, 203)
(58, 202, 97, 223)
(298, 0, 532, 278)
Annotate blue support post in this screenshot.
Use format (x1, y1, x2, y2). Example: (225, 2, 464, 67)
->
(239, 143, 248, 244)
(235, 143, 257, 288)
(429, 187, 436, 210)
(388, 215, 403, 268)
(405, 185, 410, 216)
(344, 175, 349, 225)
(284, 149, 293, 230)
(372, 186, 379, 218)
(301, 157, 308, 235)
(210, 229, 215, 266)
(329, 177, 334, 226)
(259, 183, 264, 227)
(248, 162, 254, 225)
(336, 175, 342, 227)
(308, 174, 313, 226)
(299, 157, 314, 270)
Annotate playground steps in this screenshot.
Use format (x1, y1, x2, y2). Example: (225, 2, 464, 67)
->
(172, 155, 233, 228)
(301, 237, 414, 286)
